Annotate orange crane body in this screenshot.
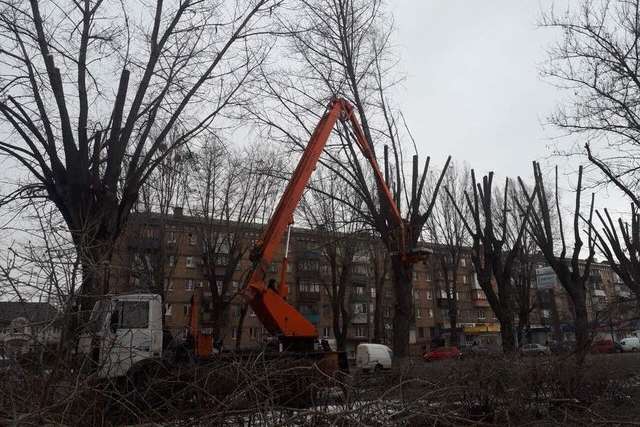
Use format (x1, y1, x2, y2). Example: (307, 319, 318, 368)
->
(242, 98, 405, 350)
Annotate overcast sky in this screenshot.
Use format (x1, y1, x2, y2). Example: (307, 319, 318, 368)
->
(394, 1, 557, 175)
(391, 0, 629, 216)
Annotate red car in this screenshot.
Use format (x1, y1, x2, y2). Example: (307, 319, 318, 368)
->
(591, 339, 622, 354)
(423, 346, 463, 362)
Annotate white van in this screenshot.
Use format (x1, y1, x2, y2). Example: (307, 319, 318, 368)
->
(355, 343, 393, 372)
(621, 336, 640, 352)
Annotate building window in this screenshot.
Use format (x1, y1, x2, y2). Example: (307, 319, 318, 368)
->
(165, 304, 172, 316)
(477, 310, 486, 320)
(370, 288, 376, 298)
(323, 327, 330, 338)
(426, 271, 432, 281)
(299, 281, 321, 293)
(188, 233, 197, 246)
(428, 309, 434, 318)
(250, 309, 256, 317)
(416, 307, 422, 319)
(164, 279, 173, 292)
(460, 258, 466, 267)
(412, 271, 419, 281)
(168, 256, 175, 267)
(384, 306, 392, 317)
(249, 327, 255, 338)
(542, 309, 550, 318)
(353, 302, 368, 314)
(231, 328, 237, 339)
(186, 256, 195, 268)
(462, 275, 468, 284)
(426, 291, 432, 300)
(354, 286, 365, 295)
(167, 231, 176, 243)
(186, 279, 194, 291)
(183, 304, 188, 316)
(418, 327, 425, 338)
(354, 326, 366, 337)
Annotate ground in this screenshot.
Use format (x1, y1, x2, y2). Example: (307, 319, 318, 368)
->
(3, 352, 640, 425)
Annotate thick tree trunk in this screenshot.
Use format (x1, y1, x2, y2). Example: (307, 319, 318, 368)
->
(373, 286, 384, 343)
(449, 298, 459, 346)
(235, 303, 248, 350)
(517, 307, 530, 345)
(391, 257, 413, 359)
(573, 290, 590, 364)
(333, 308, 347, 352)
(499, 315, 516, 353)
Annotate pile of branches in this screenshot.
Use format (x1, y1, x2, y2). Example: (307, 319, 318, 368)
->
(3, 351, 640, 425)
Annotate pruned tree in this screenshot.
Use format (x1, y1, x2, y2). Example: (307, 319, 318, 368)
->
(449, 171, 535, 353)
(541, 0, 640, 204)
(511, 216, 539, 345)
(592, 205, 640, 308)
(250, 0, 450, 359)
(0, 0, 278, 325)
(428, 163, 470, 347)
(189, 141, 283, 346)
(517, 163, 596, 363)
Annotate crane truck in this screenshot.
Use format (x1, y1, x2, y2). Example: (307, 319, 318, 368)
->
(81, 98, 426, 380)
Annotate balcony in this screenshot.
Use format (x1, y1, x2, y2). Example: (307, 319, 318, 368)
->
(351, 313, 368, 324)
(297, 291, 321, 302)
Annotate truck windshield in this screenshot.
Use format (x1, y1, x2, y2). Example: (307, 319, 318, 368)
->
(114, 300, 149, 329)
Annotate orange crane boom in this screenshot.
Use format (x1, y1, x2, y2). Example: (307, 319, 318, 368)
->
(243, 98, 405, 351)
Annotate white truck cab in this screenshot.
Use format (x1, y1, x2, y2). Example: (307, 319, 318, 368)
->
(82, 294, 163, 378)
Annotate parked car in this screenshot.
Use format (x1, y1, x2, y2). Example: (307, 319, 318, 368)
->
(620, 337, 640, 352)
(520, 343, 551, 356)
(463, 344, 497, 357)
(424, 346, 463, 362)
(591, 339, 618, 354)
(355, 343, 393, 372)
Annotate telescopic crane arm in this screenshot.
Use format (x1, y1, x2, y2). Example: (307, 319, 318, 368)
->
(243, 98, 407, 350)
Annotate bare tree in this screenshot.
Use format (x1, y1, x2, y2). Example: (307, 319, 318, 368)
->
(428, 163, 470, 347)
(188, 142, 283, 346)
(542, 0, 640, 204)
(369, 240, 389, 344)
(0, 0, 278, 323)
(299, 171, 367, 352)
(251, 0, 450, 359)
(592, 205, 640, 308)
(449, 171, 534, 353)
(518, 163, 596, 363)
(512, 224, 539, 345)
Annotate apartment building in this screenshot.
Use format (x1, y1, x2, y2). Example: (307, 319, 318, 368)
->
(531, 260, 639, 342)
(110, 209, 511, 355)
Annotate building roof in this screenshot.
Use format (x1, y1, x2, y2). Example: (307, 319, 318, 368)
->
(0, 302, 59, 326)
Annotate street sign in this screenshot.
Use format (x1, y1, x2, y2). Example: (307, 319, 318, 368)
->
(536, 267, 557, 290)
